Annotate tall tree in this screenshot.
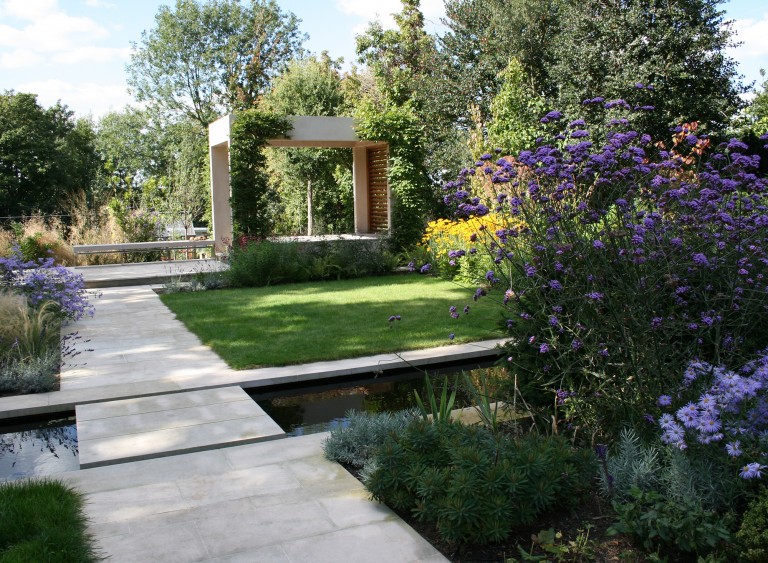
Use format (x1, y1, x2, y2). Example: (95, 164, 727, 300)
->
(0, 91, 98, 219)
(263, 55, 353, 235)
(126, 0, 306, 127)
(440, 0, 562, 125)
(550, 0, 744, 140)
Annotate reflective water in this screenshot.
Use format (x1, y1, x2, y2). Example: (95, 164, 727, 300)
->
(0, 416, 79, 481)
(255, 367, 487, 437)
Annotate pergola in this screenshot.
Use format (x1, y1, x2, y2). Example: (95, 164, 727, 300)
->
(208, 114, 390, 252)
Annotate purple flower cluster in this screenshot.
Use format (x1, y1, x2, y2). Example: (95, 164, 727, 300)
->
(0, 250, 94, 321)
(658, 355, 768, 479)
(441, 99, 768, 432)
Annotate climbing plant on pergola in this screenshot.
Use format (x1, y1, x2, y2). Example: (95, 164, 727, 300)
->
(208, 106, 432, 251)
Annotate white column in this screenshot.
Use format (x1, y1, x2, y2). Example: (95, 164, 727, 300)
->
(209, 142, 233, 253)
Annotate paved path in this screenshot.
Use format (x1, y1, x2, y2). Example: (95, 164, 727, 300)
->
(64, 433, 446, 562)
(0, 273, 507, 561)
(0, 285, 503, 419)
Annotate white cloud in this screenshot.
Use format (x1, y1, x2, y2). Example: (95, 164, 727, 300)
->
(17, 79, 132, 117)
(732, 14, 768, 58)
(1, 0, 58, 20)
(0, 48, 43, 69)
(0, 0, 115, 61)
(53, 45, 130, 64)
(336, 0, 446, 34)
(84, 0, 115, 7)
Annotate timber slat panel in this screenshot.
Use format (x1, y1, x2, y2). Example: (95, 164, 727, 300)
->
(367, 147, 389, 232)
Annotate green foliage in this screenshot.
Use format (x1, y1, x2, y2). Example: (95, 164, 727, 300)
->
(0, 349, 60, 395)
(550, 0, 744, 141)
(598, 429, 661, 498)
(599, 430, 743, 513)
(322, 408, 420, 468)
(487, 58, 548, 155)
(229, 109, 291, 237)
(413, 376, 457, 423)
(0, 292, 61, 395)
(517, 526, 596, 562)
(225, 239, 398, 287)
(0, 91, 99, 219)
(263, 55, 354, 235)
(126, 0, 306, 126)
(364, 420, 596, 544)
(0, 478, 99, 562)
(609, 488, 733, 558)
(737, 486, 768, 562)
(355, 99, 433, 249)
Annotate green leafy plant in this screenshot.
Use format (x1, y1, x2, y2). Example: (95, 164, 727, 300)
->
(412, 375, 457, 423)
(322, 408, 419, 468)
(229, 109, 291, 238)
(516, 526, 595, 562)
(364, 419, 596, 544)
(737, 486, 768, 561)
(609, 487, 733, 559)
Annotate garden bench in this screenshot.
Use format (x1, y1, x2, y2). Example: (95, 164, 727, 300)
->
(72, 239, 216, 260)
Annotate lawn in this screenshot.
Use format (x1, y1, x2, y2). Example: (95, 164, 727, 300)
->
(0, 479, 99, 562)
(160, 275, 503, 369)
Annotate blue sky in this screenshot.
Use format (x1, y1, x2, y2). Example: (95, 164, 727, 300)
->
(0, 0, 766, 119)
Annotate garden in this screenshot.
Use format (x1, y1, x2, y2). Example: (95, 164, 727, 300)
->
(316, 99, 768, 561)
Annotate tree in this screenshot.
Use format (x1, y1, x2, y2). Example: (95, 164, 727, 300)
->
(0, 91, 98, 219)
(126, 0, 306, 127)
(439, 0, 562, 126)
(487, 58, 548, 156)
(263, 55, 353, 235)
(550, 0, 744, 140)
(94, 107, 169, 195)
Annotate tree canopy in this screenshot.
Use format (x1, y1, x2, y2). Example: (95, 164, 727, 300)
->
(0, 91, 98, 219)
(126, 0, 306, 127)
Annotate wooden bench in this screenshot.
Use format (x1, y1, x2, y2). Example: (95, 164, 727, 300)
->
(73, 239, 216, 260)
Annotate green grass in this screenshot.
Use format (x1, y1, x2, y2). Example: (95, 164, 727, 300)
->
(161, 275, 503, 369)
(0, 479, 99, 563)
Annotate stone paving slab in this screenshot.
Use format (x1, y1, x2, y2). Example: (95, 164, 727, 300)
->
(76, 387, 285, 468)
(71, 259, 226, 288)
(63, 433, 447, 563)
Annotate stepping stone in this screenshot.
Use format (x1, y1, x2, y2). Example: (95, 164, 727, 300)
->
(76, 387, 284, 468)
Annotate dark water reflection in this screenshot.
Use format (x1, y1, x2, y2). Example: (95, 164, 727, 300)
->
(0, 417, 79, 480)
(255, 370, 480, 437)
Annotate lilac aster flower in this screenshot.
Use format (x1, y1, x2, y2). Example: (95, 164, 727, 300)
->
(740, 462, 765, 479)
(658, 395, 672, 407)
(593, 240, 605, 249)
(585, 292, 604, 301)
(726, 441, 742, 457)
(539, 343, 550, 354)
(419, 263, 431, 274)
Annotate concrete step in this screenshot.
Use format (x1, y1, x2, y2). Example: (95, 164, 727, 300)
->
(76, 387, 284, 468)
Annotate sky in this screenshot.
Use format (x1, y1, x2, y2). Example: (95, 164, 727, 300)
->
(0, 0, 766, 120)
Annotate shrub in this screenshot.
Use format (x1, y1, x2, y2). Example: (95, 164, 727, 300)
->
(441, 102, 768, 437)
(0, 349, 60, 395)
(655, 354, 768, 485)
(419, 215, 518, 283)
(598, 429, 740, 512)
(0, 478, 100, 562)
(226, 238, 398, 288)
(0, 215, 76, 265)
(0, 250, 93, 321)
(737, 486, 768, 561)
(609, 487, 733, 559)
(364, 419, 596, 544)
(322, 408, 420, 468)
